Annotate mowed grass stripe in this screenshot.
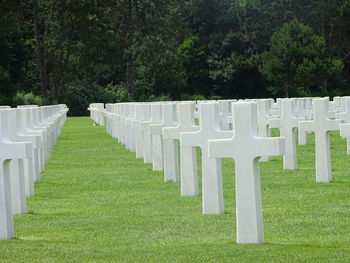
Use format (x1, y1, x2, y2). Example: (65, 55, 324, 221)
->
(0, 116, 350, 262)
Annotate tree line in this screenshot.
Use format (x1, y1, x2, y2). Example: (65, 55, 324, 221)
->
(1, 0, 350, 115)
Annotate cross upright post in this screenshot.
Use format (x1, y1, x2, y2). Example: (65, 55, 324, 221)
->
(139, 104, 153, 164)
(120, 104, 130, 146)
(163, 102, 199, 196)
(119, 103, 128, 144)
(115, 104, 124, 143)
(110, 104, 118, 139)
(148, 104, 163, 171)
(208, 102, 284, 244)
(104, 104, 113, 137)
(299, 98, 341, 183)
(181, 102, 232, 214)
(124, 104, 136, 151)
(131, 104, 144, 158)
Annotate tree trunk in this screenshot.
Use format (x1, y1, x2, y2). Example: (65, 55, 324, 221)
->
(306, 87, 312, 97)
(125, 0, 134, 98)
(320, 80, 328, 93)
(51, 71, 60, 104)
(126, 55, 134, 97)
(32, 0, 49, 98)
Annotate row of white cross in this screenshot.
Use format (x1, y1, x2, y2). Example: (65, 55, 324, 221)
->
(0, 104, 68, 240)
(89, 96, 350, 244)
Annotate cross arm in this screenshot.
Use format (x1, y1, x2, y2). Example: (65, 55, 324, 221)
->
(322, 119, 342, 132)
(180, 131, 203, 148)
(162, 126, 179, 140)
(149, 123, 163, 136)
(0, 141, 32, 160)
(11, 134, 41, 149)
(131, 119, 140, 129)
(139, 120, 152, 132)
(299, 120, 315, 133)
(340, 123, 350, 138)
(269, 117, 281, 129)
(254, 137, 285, 158)
(208, 138, 233, 159)
(335, 111, 350, 122)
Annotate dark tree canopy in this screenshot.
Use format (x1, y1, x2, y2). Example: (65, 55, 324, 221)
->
(1, 0, 350, 115)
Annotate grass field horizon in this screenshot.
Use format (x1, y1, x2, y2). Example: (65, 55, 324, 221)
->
(1, 116, 350, 262)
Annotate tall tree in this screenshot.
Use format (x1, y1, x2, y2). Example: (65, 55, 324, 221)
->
(259, 20, 343, 97)
(32, 0, 48, 98)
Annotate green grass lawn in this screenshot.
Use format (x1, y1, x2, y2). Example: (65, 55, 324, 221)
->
(1, 116, 350, 262)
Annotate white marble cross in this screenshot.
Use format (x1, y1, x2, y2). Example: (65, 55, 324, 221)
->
(120, 104, 129, 146)
(270, 99, 301, 170)
(150, 103, 179, 181)
(15, 109, 41, 184)
(18, 108, 44, 181)
(139, 104, 153, 164)
(30, 107, 53, 164)
(163, 102, 199, 196)
(114, 104, 121, 139)
(217, 100, 234, 130)
(295, 98, 313, 145)
(335, 97, 350, 154)
(148, 104, 163, 171)
(269, 98, 282, 117)
(257, 99, 273, 162)
(330, 96, 342, 116)
(131, 104, 144, 158)
(124, 104, 136, 151)
(116, 103, 126, 144)
(335, 97, 350, 122)
(107, 104, 117, 138)
(104, 104, 113, 137)
(299, 98, 341, 183)
(208, 101, 284, 244)
(23, 107, 47, 172)
(0, 109, 32, 239)
(294, 98, 312, 145)
(181, 102, 232, 214)
(340, 123, 350, 154)
(115, 104, 123, 142)
(7, 109, 38, 215)
(10, 108, 41, 198)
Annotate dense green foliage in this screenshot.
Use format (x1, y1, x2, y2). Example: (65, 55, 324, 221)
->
(1, 0, 350, 115)
(259, 20, 344, 97)
(13, 91, 48, 107)
(1, 117, 350, 262)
